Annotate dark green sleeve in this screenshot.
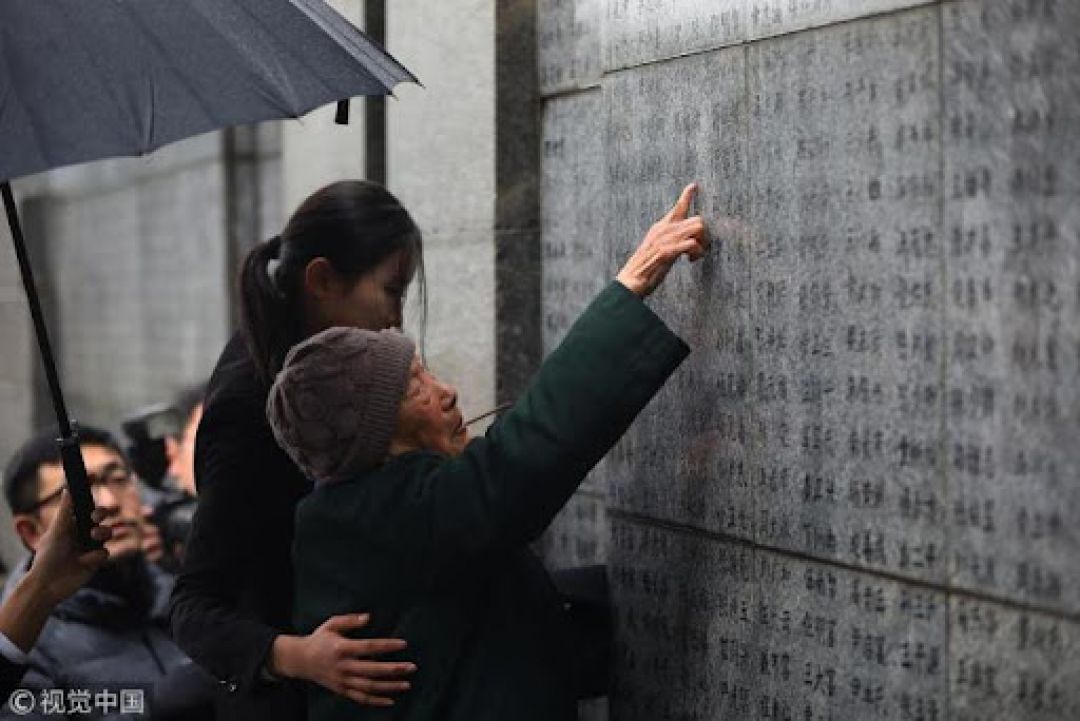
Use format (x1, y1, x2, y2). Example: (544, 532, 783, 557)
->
(364, 281, 689, 575)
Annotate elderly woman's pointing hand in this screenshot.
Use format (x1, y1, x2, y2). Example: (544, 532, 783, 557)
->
(616, 183, 709, 297)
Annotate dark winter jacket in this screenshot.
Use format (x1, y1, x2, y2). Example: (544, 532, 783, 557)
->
(293, 282, 689, 721)
(1, 557, 214, 720)
(0, 658, 24, 702)
(170, 332, 311, 721)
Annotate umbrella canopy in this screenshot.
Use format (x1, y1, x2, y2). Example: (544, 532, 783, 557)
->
(0, 0, 415, 180)
(0, 0, 416, 544)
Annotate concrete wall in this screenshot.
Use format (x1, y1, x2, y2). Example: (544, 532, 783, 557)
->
(19, 137, 225, 430)
(0, 218, 35, 568)
(34, 135, 231, 428)
(0, 126, 281, 571)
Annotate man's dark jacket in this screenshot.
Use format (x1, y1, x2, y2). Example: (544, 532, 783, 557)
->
(294, 283, 689, 721)
(2, 558, 213, 720)
(170, 333, 311, 721)
(0, 658, 24, 701)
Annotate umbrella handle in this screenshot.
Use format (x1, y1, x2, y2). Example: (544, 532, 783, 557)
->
(2, 181, 100, 550)
(58, 431, 101, 551)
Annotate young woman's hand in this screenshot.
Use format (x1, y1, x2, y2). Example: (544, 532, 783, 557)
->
(270, 613, 416, 707)
(616, 183, 709, 297)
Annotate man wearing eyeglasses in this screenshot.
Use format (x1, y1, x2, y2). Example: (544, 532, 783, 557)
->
(1, 426, 215, 720)
(9, 430, 145, 564)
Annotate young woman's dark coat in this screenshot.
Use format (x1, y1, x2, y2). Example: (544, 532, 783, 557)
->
(170, 333, 311, 721)
(293, 283, 689, 721)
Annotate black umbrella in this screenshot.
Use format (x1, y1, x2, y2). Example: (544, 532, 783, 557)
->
(0, 0, 416, 545)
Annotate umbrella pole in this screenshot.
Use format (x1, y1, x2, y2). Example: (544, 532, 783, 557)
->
(1, 181, 98, 549)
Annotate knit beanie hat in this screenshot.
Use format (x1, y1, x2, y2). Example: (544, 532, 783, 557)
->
(266, 327, 416, 485)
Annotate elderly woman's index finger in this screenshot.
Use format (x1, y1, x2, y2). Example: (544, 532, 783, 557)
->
(667, 183, 698, 221)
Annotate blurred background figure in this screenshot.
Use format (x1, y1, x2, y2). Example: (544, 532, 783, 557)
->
(165, 383, 205, 500)
(2, 426, 215, 720)
(122, 382, 205, 575)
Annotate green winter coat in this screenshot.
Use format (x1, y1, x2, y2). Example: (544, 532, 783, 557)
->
(293, 282, 689, 721)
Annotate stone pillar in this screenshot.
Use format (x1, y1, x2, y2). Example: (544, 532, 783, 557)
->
(385, 0, 497, 423)
(494, 0, 542, 406)
(279, 1, 368, 214)
(225, 123, 284, 327)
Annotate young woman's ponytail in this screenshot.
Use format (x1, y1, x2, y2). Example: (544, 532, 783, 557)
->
(239, 234, 298, 386)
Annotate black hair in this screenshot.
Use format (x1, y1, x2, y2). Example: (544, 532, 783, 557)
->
(3, 424, 125, 515)
(239, 180, 425, 386)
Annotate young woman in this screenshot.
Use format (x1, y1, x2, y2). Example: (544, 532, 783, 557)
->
(171, 181, 424, 721)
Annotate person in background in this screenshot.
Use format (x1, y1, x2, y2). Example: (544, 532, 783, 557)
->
(141, 381, 206, 573)
(2, 426, 215, 720)
(165, 382, 205, 499)
(271, 184, 707, 720)
(171, 181, 423, 721)
(0, 490, 112, 698)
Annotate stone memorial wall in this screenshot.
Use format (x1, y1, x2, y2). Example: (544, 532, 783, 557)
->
(538, 1, 1080, 718)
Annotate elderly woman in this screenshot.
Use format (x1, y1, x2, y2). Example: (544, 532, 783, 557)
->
(267, 185, 708, 721)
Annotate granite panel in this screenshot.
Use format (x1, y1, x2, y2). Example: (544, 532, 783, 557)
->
(541, 91, 607, 355)
(539, 491, 609, 568)
(602, 48, 754, 533)
(539, 0, 601, 95)
(540, 90, 608, 498)
(950, 597, 1080, 721)
(609, 518, 951, 721)
(942, 0, 1080, 614)
(495, 229, 542, 404)
(609, 518, 758, 721)
(537, 0, 1080, 717)
(748, 8, 947, 581)
(602, 0, 936, 73)
(752, 548, 949, 721)
(495, 0, 542, 406)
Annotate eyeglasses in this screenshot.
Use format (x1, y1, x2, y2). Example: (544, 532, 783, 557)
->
(26, 462, 134, 514)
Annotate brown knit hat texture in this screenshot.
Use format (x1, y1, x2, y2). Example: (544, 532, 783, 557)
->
(266, 326, 416, 485)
